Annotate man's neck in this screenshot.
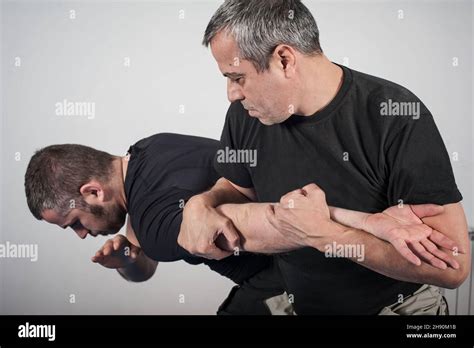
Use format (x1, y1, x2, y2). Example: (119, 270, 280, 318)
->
(114, 156, 129, 213)
(296, 54, 344, 117)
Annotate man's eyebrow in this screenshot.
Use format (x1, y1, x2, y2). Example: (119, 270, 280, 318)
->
(223, 72, 245, 79)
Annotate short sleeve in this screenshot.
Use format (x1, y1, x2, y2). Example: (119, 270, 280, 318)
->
(214, 102, 254, 188)
(385, 112, 462, 206)
(130, 186, 272, 284)
(130, 187, 194, 262)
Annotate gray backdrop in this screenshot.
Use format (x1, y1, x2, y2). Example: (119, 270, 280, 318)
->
(1, 0, 472, 314)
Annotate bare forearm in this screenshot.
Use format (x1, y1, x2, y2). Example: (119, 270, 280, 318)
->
(311, 224, 466, 289)
(328, 203, 470, 288)
(218, 202, 466, 287)
(329, 206, 368, 230)
(216, 203, 301, 253)
(117, 251, 158, 282)
(195, 178, 251, 207)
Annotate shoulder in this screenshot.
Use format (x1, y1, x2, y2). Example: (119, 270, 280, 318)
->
(349, 68, 428, 112)
(347, 68, 433, 138)
(132, 133, 219, 151)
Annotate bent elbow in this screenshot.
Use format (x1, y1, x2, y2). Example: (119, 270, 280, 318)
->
(443, 264, 471, 289)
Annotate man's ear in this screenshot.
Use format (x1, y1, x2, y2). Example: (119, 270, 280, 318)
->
(79, 181, 105, 204)
(271, 44, 297, 77)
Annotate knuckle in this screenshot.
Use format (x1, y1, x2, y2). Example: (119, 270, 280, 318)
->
(303, 183, 318, 191)
(316, 189, 326, 198)
(280, 194, 290, 204)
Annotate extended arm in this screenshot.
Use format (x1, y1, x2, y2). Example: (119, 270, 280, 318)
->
(316, 203, 470, 288)
(214, 183, 469, 288)
(266, 184, 470, 289)
(92, 218, 158, 282)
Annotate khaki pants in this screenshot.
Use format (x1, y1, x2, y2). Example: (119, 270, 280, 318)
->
(264, 292, 296, 315)
(264, 285, 449, 315)
(378, 284, 449, 315)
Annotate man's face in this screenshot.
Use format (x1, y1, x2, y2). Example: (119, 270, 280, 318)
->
(210, 31, 295, 125)
(42, 201, 126, 239)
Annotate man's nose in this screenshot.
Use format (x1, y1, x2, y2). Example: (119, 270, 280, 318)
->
(74, 228, 88, 239)
(227, 81, 244, 103)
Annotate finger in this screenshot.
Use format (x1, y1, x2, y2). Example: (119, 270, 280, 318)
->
(113, 238, 123, 251)
(303, 183, 325, 198)
(409, 241, 447, 269)
(410, 204, 444, 219)
(302, 183, 321, 194)
(429, 230, 465, 254)
(420, 239, 460, 269)
(100, 239, 113, 250)
(91, 254, 103, 263)
(220, 220, 241, 250)
(212, 248, 233, 260)
(390, 238, 421, 266)
(198, 244, 233, 260)
(404, 225, 432, 242)
(280, 189, 306, 207)
(103, 243, 113, 256)
(284, 188, 307, 197)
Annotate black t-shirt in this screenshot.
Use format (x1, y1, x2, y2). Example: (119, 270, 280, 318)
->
(214, 64, 462, 314)
(124, 133, 271, 284)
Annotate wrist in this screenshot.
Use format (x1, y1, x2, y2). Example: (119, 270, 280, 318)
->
(191, 190, 222, 210)
(359, 212, 372, 233)
(184, 195, 214, 219)
(308, 219, 348, 252)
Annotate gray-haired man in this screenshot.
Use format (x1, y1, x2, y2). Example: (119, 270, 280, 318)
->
(178, 0, 470, 314)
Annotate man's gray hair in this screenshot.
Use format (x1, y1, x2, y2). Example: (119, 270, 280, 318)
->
(203, 0, 323, 72)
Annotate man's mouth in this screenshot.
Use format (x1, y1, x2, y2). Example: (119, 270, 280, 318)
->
(89, 231, 106, 237)
(241, 102, 254, 111)
(248, 109, 258, 117)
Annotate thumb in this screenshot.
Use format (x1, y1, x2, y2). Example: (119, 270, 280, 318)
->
(206, 244, 233, 260)
(220, 221, 241, 250)
(410, 204, 444, 219)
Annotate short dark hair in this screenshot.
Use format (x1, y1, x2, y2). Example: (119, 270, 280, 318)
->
(24, 144, 116, 220)
(203, 0, 323, 72)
